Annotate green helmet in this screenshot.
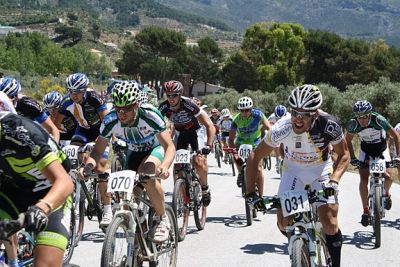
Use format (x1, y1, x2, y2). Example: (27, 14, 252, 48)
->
(111, 80, 141, 107)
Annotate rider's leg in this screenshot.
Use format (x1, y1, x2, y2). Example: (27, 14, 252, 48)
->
(256, 161, 264, 197)
(3, 235, 18, 267)
(359, 168, 370, 212)
(34, 245, 64, 267)
(319, 204, 342, 267)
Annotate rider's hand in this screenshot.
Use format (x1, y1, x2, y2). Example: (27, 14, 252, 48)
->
(350, 157, 359, 166)
(79, 163, 94, 180)
(245, 192, 266, 211)
(201, 145, 211, 155)
(156, 165, 169, 180)
(24, 206, 48, 233)
(322, 180, 339, 197)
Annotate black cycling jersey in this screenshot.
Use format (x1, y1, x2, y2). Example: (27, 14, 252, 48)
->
(159, 96, 202, 132)
(15, 96, 49, 124)
(59, 90, 107, 129)
(0, 113, 70, 218)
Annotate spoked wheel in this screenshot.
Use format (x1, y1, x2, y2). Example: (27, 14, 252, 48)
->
(172, 178, 189, 242)
(229, 154, 236, 176)
(194, 195, 207, 231)
(373, 185, 382, 248)
(292, 238, 311, 267)
(101, 216, 135, 267)
(63, 200, 76, 264)
(150, 205, 178, 267)
(215, 144, 222, 168)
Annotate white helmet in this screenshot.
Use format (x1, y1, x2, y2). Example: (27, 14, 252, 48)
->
(237, 97, 253, 110)
(288, 84, 322, 111)
(221, 108, 231, 117)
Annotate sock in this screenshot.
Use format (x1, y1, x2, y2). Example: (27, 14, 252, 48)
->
(363, 207, 369, 214)
(326, 229, 342, 267)
(104, 204, 112, 215)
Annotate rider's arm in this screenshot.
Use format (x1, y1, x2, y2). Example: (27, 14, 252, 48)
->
(344, 132, 356, 159)
(330, 139, 350, 183)
(387, 127, 400, 156)
(156, 129, 176, 179)
(41, 117, 60, 143)
(84, 136, 109, 169)
(198, 112, 215, 147)
(246, 140, 274, 194)
(53, 110, 66, 130)
(37, 160, 74, 214)
(98, 109, 109, 121)
(260, 116, 271, 133)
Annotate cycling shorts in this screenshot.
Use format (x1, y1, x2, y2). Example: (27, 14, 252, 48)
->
(278, 160, 338, 209)
(359, 146, 390, 162)
(174, 128, 206, 152)
(71, 125, 109, 159)
(221, 132, 229, 139)
(126, 145, 164, 172)
(0, 194, 72, 251)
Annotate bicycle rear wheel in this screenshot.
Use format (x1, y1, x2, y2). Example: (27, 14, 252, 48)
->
(215, 144, 222, 168)
(101, 216, 134, 267)
(292, 238, 311, 267)
(373, 185, 382, 248)
(229, 154, 236, 176)
(172, 178, 189, 242)
(317, 233, 332, 267)
(266, 155, 272, 170)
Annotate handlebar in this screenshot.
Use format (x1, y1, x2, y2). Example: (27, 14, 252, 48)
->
(262, 190, 326, 212)
(223, 147, 237, 153)
(0, 213, 25, 242)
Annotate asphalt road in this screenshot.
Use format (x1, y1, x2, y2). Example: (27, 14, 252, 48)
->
(68, 155, 400, 267)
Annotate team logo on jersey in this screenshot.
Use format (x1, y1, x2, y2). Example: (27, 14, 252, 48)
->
(295, 142, 301, 148)
(325, 120, 342, 138)
(0, 149, 16, 156)
(271, 124, 291, 143)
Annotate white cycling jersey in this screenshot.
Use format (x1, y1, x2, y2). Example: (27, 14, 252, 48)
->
(0, 91, 16, 115)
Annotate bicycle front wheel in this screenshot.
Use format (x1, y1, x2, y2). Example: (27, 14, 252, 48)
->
(171, 178, 189, 242)
(215, 144, 222, 168)
(266, 155, 271, 170)
(373, 185, 382, 248)
(229, 154, 236, 176)
(63, 205, 76, 264)
(291, 238, 311, 267)
(194, 187, 207, 231)
(101, 216, 135, 267)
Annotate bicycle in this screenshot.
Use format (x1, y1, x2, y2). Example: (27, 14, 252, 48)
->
(111, 139, 128, 172)
(263, 186, 332, 267)
(354, 158, 399, 248)
(172, 148, 207, 241)
(101, 170, 178, 267)
(236, 144, 257, 226)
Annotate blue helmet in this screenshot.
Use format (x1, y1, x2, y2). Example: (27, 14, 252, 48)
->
(66, 73, 89, 92)
(352, 100, 372, 113)
(0, 76, 21, 97)
(274, 104, 287, 119)
(107, 79, 122, 95)
(43, 91, 63, 109)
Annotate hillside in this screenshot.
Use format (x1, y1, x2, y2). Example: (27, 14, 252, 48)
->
(158, 0, 400, 46)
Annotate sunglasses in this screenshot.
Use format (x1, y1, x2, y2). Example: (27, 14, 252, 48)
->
(291, 109, 316, 119)
(356, 113, 370, 119)
(68, 89, 84, 95)
(166, 93, 179, 99)
(240, 109, 251, 113)
(115, 105, 135, 114)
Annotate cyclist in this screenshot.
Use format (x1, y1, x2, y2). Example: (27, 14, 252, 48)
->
(218, 108, 233, 163)
(159, 80, 215, 207)
(246, 84, 349, 267)
(53, 73, 112, 228)
(81, 80, 175, 243)
(345, 100, 400, 226)
(0, 112, 74, 267)
(209, 108, 222, 152)
(43, 91, 77, 147)
(228, 96, 271, 196)
(267, 104, 290, 173)
(0, 76, 60, 143)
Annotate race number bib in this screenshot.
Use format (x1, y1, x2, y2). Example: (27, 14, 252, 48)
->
(238, 144, 252, 161)
(279, 190, 310, 217)
(369, 159, 386, 173)
(107, 170, 136, 199)
(62, 145, 79, 160)
(175, 149, 190, 164)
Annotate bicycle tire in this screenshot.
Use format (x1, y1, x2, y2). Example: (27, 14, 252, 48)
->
(292, 238, 311, 267)
(266, 155, 272, 170)
(74, 197, 85, 247)
(317, 233, 332, 267)
(242, 167, 253, 226)
(373, 184, 382, 248)
(63, 204, 77, 264)
(215, 144, 222, 168)
(194, 180, 207, 231)
(101, 216, 135, 267)
(171, 178, 189, 242)
(149, 205, 178, 267)
(229, 154, 236, 176)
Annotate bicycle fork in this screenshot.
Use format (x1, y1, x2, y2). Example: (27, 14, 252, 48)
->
(287, 221, 319, 267)
(369, 177, 385, 219)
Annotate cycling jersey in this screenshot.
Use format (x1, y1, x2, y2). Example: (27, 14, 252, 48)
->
(231, 108, 267, 146)
(46, 110, 77, 140)
(59, 90, 107, 129)
(219, 117, 233, 133)
(347, 111, 392, 157)
(267, 113, 291, 125)
(15, 96, 48, 124)
(209, 115, 221, 126)
(100, 103, 166, 153)
(0, 91, 16, 114)
(265, 110, 344, 165)
(159, 96, 201, 132)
